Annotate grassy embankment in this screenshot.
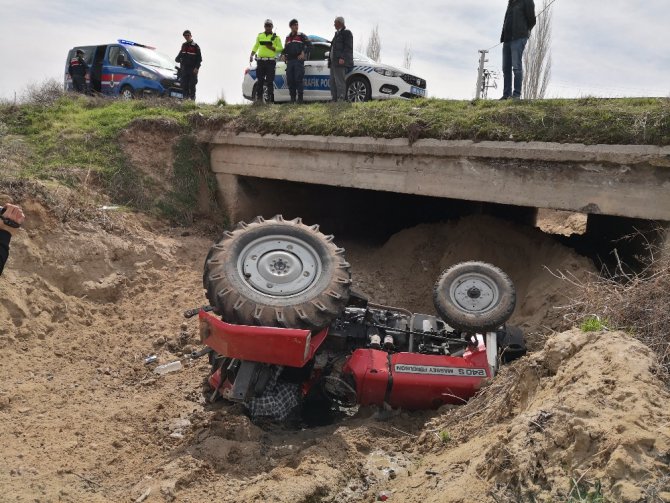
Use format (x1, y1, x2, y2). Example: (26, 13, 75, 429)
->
(0, 94, 668, 223)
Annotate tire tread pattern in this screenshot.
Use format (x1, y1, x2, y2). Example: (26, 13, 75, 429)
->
(204, 215, 352, 330)
(433, 261, 516, 332)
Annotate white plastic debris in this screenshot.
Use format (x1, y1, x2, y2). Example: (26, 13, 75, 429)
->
(153, 360, 182, 375)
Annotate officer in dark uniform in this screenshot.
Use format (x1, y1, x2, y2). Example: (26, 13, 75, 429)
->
(176, 30, 203, 100)
(281, 19, 312, 104)
(68, 49, 88, 94)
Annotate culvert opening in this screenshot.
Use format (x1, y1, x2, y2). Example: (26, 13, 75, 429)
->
(230, 176, 666, 274)
(232, 176, 538, 242)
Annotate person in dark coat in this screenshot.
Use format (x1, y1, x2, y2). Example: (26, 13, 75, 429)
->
(176, 30, 202, 100)
(0, 203, 25, 276)
(328, 16, 353, 102)
(68, 49, 88, 94)
(281, 19, 312, 104)
(500, 0, 536, 99)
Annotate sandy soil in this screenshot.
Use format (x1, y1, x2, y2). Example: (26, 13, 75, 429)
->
(1, 194, 669, 503)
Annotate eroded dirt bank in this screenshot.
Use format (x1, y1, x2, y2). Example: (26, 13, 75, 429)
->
(1, 198, 669, 503)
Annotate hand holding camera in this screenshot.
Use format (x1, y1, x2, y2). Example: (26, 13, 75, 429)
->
(0, 204, 25, 233)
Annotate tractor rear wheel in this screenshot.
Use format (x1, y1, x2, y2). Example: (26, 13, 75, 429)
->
(204, 215, 352, 330)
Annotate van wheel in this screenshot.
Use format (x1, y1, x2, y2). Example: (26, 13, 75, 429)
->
(120, 86, 135, 100)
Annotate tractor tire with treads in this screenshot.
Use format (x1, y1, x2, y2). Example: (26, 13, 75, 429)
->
(204, 215, 352, 330)
(433, 261, 516, 332)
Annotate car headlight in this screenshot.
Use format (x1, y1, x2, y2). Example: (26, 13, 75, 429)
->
(374, 68, 403, 78)
(137, 69, 159, 80)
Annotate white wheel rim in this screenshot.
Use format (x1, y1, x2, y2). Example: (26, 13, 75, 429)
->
(449, 273, 500, 313)
(238, 235, 322, 297)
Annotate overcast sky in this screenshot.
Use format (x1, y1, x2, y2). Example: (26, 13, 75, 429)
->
(1, 0, 668, 104)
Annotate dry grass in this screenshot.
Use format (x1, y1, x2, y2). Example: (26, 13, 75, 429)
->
(20, 79, 65, 106)
(554, 231, 670, 379)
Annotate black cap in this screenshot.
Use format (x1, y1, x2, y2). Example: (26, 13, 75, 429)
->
(76, 49, 84, 55)
(289, 19, 298, 26)
(183, 29, 191, 36)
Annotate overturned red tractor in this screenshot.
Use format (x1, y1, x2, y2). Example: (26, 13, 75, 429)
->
(192, 216, 526, 423)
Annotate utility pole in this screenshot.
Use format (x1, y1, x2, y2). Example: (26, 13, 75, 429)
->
(475, 50, 488, 100)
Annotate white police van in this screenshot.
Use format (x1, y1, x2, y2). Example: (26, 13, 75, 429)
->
(64, 40, 183, 99)
(242, 35, 427, 103)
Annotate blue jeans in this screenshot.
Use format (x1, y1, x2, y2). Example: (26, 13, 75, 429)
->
(502, 38, 528, 98)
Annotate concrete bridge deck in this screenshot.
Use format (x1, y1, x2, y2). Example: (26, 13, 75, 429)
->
(210, 133, 670, 223)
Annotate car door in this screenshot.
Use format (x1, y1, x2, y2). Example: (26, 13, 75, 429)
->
(303, 43, 331, 101)
(103, 45, 133, 96)
(272, 60, 290, 102)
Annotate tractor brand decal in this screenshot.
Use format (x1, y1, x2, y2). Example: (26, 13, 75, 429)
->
(394, 364, 488, 377)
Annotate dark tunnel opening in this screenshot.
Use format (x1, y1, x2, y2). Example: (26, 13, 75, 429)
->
(229, 176, 668, 273)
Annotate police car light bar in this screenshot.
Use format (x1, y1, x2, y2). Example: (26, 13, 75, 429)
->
(118, 39, 156, 50)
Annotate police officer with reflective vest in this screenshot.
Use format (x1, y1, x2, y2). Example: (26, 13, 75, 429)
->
(281, 19, 312, 104)
(176, 30, 202, 100)
(68, 49, 88, 94)
(249, 19, 283, 103)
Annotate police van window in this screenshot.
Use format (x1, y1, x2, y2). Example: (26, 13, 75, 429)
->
(108, 46, 120, 66)
(309, 44, 328, 61)
(117, 49, 130, 67)
(109, 46, 131, 67)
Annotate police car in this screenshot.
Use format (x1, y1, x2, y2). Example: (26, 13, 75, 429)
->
(64, 40, 183, 99)
(242, 35, 427, 103)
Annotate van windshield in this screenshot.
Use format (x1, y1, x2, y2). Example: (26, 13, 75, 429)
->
(126, 45, 175, 71)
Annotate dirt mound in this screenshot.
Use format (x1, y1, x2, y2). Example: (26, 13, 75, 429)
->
(1, 192, 668, 503)
(386, 329, 670, 502)
(343, 215, 596, 339)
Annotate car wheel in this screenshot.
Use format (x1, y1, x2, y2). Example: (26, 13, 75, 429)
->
(433, 261, 516, 332)
(346, 76, 371, 102)
(119, 85, 135, 100)
(204, 215, 352, 330)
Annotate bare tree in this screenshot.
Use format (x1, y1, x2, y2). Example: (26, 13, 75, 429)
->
(522, 0, 553, 99)
(403, 43, 413, 70)
(366, 24, 382, 62)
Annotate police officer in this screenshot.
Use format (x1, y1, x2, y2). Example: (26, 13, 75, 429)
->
(281, 19, 312, 104)
(249, 19, 283, 103)
(176, 30, 202, 100)
(68, 49, 88, 94)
